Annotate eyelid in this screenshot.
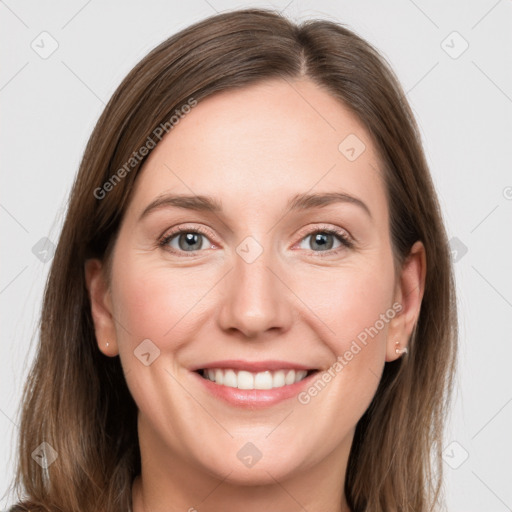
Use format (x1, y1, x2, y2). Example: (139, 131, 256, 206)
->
(293, 223, 354, 246)
(291, 223, 355, 257)
(158, 223, 218, 254)
(158, 222, 355, 256)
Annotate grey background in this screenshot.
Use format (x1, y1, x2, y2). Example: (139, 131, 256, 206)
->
(1, 0, 511, 510)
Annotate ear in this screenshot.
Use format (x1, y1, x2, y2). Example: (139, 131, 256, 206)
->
(386, 241, 426, 362)
(84, 259, 119, 357)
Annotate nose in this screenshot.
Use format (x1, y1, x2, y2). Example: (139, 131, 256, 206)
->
(217, 246, 294, 340)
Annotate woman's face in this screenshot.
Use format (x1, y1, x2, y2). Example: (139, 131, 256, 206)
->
(88, 78, 423, 486)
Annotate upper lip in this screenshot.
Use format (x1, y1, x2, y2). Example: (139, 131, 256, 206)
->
(190, 360, 317, 372)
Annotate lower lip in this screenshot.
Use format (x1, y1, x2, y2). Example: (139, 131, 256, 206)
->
(192, 371, 317, 408)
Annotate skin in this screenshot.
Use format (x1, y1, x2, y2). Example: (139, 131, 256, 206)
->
(85, 78, 426, 512)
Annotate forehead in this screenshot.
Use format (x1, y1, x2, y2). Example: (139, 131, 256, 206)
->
(129, 78, 386, 221)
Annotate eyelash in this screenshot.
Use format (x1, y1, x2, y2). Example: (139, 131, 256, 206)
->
(158, 224, 354, 258)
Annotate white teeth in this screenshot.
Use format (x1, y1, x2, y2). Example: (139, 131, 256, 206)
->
(223, 369, 237, 388)
(215, 369, 224, 386)
(201, 368, 311, 389)
(295, 370, 307, 383)
(272, 370, 285, 388)
(254, 371, 273, 390)
(285, 370, 295, 385)
(237, 370, 254, 389)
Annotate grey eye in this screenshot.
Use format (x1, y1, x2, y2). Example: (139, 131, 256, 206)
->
(166, 232, 210, 252)
(299, 231, 343, 252)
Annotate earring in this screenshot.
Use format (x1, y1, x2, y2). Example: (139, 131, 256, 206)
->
(395, 340, 408, 355)
(106, 342, 110, 348)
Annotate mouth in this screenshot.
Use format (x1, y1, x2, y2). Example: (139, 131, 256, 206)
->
(190, 361, 320, 408)
(195, 368, 318, 390)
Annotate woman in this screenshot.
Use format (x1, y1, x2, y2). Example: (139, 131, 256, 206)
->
(9, 8, 457, 512)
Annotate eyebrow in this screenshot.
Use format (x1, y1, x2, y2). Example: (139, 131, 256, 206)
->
(139, 191, 372, 221)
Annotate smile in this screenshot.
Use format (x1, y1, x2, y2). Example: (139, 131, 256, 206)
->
(191, 360, 321, 408)
(197, 368, 315, 390)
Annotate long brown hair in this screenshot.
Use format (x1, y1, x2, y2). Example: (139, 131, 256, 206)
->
(8, 8, 457, 511)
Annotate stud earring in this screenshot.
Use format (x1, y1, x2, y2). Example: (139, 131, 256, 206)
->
(395, 340, 408, 355)
(106, 342, 110, 348)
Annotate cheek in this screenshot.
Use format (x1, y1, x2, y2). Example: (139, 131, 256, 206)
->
(287, 267, 395, 450)
(292, 257, 396, 401)
(336, 272, 393, 355)
(110, 251, 220, 356)
(108, 255, 214, 431)
(295, 260, 395, 348)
